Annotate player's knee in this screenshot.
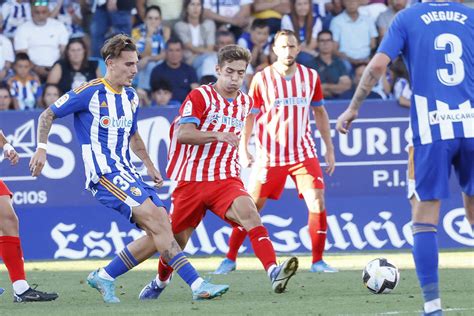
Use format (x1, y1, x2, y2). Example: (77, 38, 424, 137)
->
(308, 196, 325, 213)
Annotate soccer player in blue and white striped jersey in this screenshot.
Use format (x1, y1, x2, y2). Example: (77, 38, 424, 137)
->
(29, 34, 229, 303)
(337, 1, 473, 315)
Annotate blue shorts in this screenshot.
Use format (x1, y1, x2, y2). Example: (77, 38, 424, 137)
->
(91, 171, 165, 223)
(408, 138, 474, 201)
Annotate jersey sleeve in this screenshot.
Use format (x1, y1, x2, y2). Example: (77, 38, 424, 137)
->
(377, 12, 406, 61)
(178, 90, 206, 126)
(248, 73, 263, 114)
(130, 92, 140, 135)
(50, 90, 89, 118)
(311, 75, 324, 107)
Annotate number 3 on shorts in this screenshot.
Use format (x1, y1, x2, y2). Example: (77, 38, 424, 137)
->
(113, 172, 136, 190)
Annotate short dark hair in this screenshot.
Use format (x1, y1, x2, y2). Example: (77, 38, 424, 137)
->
(274, 29, 300, 44)
(101, 34, 137, 62)
(216, 30, 235, 41)
(317, 30, 333, 41)
(152, 79, 172, 93)
(166, 37, 183, 49)
(251, 19, 269, 30)
(14, 52, 31, 64)
(217, 44, 251, 67)
(145, 5, 162, 17)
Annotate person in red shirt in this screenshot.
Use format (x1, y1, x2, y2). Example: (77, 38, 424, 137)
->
(0, 129, 58, 302)
(215, 29, 337, 274)
(139, 44, 299, 300)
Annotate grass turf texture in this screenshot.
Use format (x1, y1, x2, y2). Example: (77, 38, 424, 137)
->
(0, 252, 472, 315)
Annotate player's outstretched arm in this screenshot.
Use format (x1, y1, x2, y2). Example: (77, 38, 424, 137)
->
(29, 108, 56, 177)
(312, 106, 335, 176)
(336, 53, 390, 134)
(130, 132, 164, 189)
(0, 130, 19, 165)
(178, 123, 239, 147)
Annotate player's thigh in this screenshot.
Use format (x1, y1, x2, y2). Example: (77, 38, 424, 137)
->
(226, 195, 262, 230)
(410, 197, 441, 225)
(454, 138, 474, 197)
(0, 181, 18, 235)
(169, 181, 206, 235)
(408, 142, 452, 201)
(301, 188, 325, 213)
(462, 193, 474, 223)
(132, 198, 171, 235)
(291, 158, 325, 199)
(248, 164, 288, 200)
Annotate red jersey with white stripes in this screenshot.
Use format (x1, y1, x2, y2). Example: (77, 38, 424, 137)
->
(249, 63, 324, 166)
(167, 84, 253, 182)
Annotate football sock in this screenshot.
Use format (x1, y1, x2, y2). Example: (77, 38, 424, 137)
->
(308, 211, 327, 263)
(156, 257, 173, 288)
(103, 246, 138, 280)
(248, 226, 277, 271)
(168, 252, 203, 291)
(412, 223, 440, 313)
(12, 280, 29, 295)
(0, 236, 27, 286)
(226, 226, 247, 262)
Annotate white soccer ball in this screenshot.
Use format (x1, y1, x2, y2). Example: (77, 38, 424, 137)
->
(362, 258, 400, 294)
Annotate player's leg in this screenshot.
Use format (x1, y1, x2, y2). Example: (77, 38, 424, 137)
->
(0, 184, 58, 302)
(456, 138, 474, 233)
(216, 166, 286, 274)
(463, 193, 474, 233)
(293, 158, 336, 272)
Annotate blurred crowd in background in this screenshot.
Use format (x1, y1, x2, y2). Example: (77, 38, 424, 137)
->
(0, 0, 445, 112)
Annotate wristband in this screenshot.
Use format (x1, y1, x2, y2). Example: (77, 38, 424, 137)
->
(3, 143, 14, 154)
(37, 142, 47, 151)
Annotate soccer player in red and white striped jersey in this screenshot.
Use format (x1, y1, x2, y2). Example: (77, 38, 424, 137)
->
(139, 44, 299, 299)
(215, 29, 337, 274)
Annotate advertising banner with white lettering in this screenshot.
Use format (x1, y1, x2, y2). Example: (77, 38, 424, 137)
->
(0, 101, 471, 260)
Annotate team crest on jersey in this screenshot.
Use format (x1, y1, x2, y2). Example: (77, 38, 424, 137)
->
(54, 94, 69, 108)
(130, 186, 142, 197)
(183, 100, 193, 116)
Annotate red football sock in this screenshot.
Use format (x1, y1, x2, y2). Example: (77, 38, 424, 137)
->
(248, 226, 276, 271)
(226, 226, 248, 262)
(308, 211, 328, 263)
(0, 236, 26, 283)
(158, 256, 174, 281)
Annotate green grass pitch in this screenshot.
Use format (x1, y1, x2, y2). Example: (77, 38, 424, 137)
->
(0, 252, 473, 315)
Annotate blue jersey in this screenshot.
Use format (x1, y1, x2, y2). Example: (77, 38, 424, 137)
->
(50, 78, 140, 189)
(378, 2, 474, 146)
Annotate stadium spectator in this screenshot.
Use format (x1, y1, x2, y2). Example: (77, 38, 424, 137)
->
(321, 0, 343, 30)
(90, 0, 136, 57)
(14, 0, 69, 82)
(39, 83, 61, 108)
(7, 53, 41, 110)
(200, 30, 235, 81)
(174, 0, 215, 77)
(47, 38, 100, 93)
(139, 44, 299, 300)
(329, 0, 378, 72)
(48, 0, 85, 39)
(0, 34, 14, 81)
(132, 5, 168, 90)
(252, 0, 291, 35)
(0, 83, 16, 110)
(0, 130, 59, 302)
(214, 30, 337, 275)
(0, 0, 31, 39)
(338, 63, 383, 100)
(376, 0, 407, 41)
(309, 30, 351, 99)
(390, 57, 411, 108)
(358, 0, 388, 21)
(30, 34, 229, 304)
(203, 0, 252, 39)
(150, 79, 180, 107)
(136, 0, 184, 26)
(237, 19, 271, 69)
(149, 38, 199, 103)
(281, 0, 323, 67)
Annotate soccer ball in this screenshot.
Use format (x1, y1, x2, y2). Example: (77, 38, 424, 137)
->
(362, 258, 400, 294)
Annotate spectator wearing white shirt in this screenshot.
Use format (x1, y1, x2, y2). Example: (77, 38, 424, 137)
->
(203, 0, 253, 38)
(0, 35, 14, 81)
(14, 0, 69, 81)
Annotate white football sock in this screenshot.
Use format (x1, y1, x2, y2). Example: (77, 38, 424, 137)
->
(267, 264, 277, 278)
(190, 277, 204, 292)
(98, 268, 115, 281)
(155, 274, 171, 289)
(13, 280, 29, 295)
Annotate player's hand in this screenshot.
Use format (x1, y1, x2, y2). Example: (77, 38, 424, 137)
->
(324, 147, 335, 176)
(241, 149, 254, 168)
(3, 144, 19, 165)
(147, 167, 164, 189)
(336, 108, 358, 134)
(217, 132, 239, 147)
(29, 149, 47, 177)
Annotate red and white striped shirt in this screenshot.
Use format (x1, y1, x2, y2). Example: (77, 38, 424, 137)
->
(249, 63, 324, 166)
(167, 84, 253, 182)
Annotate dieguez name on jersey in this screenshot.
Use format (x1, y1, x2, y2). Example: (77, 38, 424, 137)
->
(205, 113, 244, 129)
(273, 97, 309, 107)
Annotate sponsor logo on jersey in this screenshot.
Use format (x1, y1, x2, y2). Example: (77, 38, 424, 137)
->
(54, 94, 70, 108)
(183, 100, 193, 116)
(99, 116, 133, 129)
(205, 113, 244, 129)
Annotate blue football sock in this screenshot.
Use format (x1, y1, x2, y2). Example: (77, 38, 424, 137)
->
(168, 252, 200, 288)
(412, 223, 440, 311)
(103, 246, 139, 279)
